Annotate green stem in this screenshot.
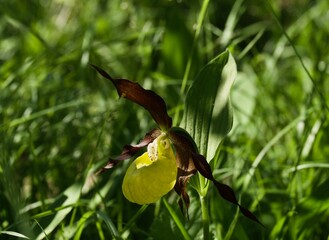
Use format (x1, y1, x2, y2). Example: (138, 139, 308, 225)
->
(200, 195, 210, 240)
(199, 174, 210, 240)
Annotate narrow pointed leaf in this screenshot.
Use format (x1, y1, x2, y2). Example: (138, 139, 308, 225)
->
(180, 50, 236, 160)
(91, 64, 172, 129)
(97, 129, 161, 173)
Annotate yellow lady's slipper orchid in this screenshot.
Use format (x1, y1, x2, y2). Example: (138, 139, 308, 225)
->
(122, 134, 177, 204)
(92, 64, 262, 226)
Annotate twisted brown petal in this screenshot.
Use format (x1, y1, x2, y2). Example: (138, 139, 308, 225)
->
(191, 153, 263, 226)
(168, 127, 198, 216)
(169, 127, 262, 226)
(174, 168, 195, 218)
(91, 64, 172, 130)
(97, 129, 161, 174)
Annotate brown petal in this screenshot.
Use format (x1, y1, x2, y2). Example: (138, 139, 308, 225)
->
(168, 127, 198, 173)
(174, 169, 195, 218)
(191, 153, 263, 226)
(97, 129, 161, 174)
(168, 127, 198, 216)
(91, 64, 172, 130)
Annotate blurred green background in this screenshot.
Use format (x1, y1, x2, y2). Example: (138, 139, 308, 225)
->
(1, 0, 328, 239)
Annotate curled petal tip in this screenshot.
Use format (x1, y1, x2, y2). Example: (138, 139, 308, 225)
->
(92, 65, 172, 129)
(90, 64, 114, 81)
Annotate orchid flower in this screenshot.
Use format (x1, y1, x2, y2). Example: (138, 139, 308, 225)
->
(91, 63, 261, 226)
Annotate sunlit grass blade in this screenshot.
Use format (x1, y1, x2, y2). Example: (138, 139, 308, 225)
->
(120, 205, 148, 233)
(180, 0, 210, 95)
(0, 100, 87, 131)
(0, 230, 30, 239)
(96, 211, 121, 240)
(284, 163, 329, 174)
(223, 203, 239, 240)
(242, 111, 311, 191)
(163, 198, 192, 240)
(265, 0, 329, 111)
(73, 211, 94, 240)
(35, 183, 82, 240)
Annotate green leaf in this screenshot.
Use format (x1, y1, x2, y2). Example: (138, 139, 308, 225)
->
(180, 50, 237, 160)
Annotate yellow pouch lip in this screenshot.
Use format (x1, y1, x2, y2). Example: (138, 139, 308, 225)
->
(122, 134, 177, 204)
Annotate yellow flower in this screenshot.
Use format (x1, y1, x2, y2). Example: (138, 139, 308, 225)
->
(122, 134, 177, 204)
(92, 65, 262, 225)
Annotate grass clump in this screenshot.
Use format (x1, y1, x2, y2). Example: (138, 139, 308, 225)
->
(1, 0, 328, 239)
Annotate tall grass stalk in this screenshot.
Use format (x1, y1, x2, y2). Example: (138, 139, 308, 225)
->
(265, 0, 329, 112)
(180, 0, 210, 95)
(173, 0, 210, 127)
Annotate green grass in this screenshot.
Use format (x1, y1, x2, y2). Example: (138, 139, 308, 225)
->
(1, 0, 329, 239)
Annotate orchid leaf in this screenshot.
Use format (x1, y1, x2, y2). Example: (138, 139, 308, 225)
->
(91, 64, 172, 130)
(180, 49, 236, 161)
(179, 50, 262, 225)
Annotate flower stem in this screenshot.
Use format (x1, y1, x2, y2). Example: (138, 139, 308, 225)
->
(199, 174, 210, 240)
(200, 195, 210, 240)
